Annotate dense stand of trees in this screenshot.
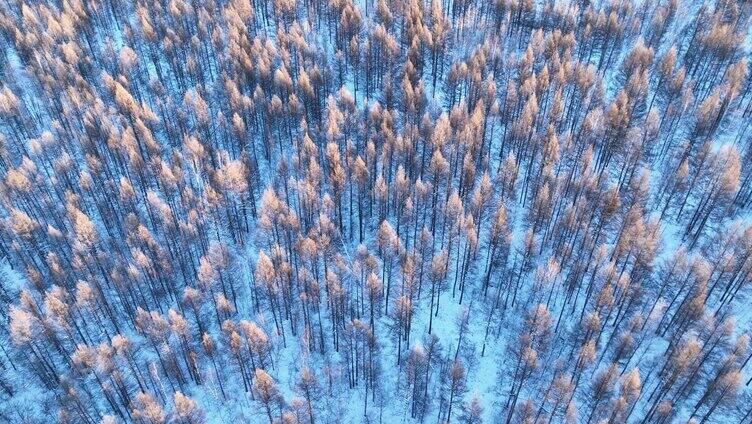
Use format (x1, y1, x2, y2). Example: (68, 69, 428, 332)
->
(0, 0, 751, 422)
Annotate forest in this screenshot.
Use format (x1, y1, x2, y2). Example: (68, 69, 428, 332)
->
(0, 0, 751, 422)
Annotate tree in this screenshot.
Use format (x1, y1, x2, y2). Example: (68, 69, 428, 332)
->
(131, 392, 166, 424)
(446, 359, 467, 423)
(483, 201, 511, 297)
(504, 304, 553, 424)
(173, 392, 205, 424)
(253, 369, 285, 424)
(428, 250, 448, 334)
(459, 392, 483, 424)
(296, 367, 319, 424)
(405, 343, 428, 418)
(377, 220, 400, 314)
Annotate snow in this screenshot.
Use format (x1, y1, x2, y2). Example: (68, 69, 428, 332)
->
(0, 1, 751, 423)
